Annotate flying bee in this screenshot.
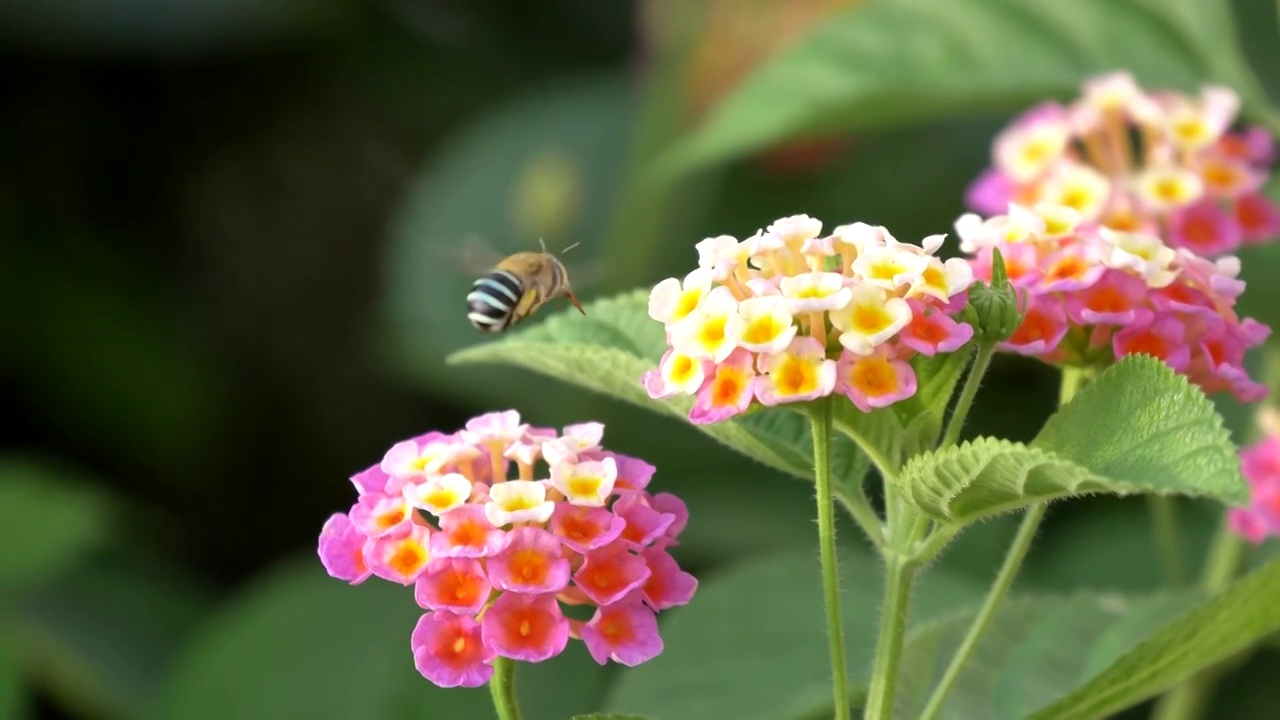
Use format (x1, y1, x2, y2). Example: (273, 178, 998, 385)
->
(465, 239, 586, 334)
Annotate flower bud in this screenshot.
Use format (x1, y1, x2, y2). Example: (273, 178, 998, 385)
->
(961, 248, 1022, 344)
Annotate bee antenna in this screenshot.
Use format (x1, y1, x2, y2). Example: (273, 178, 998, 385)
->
(538, 237, 548, 254)
(561, 242, 581, 255)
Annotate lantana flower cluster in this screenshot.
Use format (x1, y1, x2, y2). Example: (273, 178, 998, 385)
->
(1229, 427, 1280, 544)
(967, 71, 1280, 258)
(317, 411, 697, 688)
(643, 215, 975, 423)
(957, 201, 1270, 401)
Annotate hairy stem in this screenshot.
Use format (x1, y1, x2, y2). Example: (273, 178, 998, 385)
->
(917, 366, 1086, 718)
(812, 398, 852, 720)
(863, 553, 916, 720)
(488, 656, 521, 720)
(940, 344, 995, 449)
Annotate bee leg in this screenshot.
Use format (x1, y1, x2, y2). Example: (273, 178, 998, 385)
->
(566, 289, 587, 315)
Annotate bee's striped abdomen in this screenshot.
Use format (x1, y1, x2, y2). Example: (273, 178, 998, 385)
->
(466, 270, 523, 333)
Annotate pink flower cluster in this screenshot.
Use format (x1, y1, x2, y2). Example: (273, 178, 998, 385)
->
(957, 202, 1270, 401)
(643, 215, 976, 423)
(317, 411, 697, 688)
(1229, 428, 1280, 543)
(967, 71, 1280, 257)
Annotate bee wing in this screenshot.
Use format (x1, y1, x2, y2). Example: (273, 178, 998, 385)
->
(431, 233, 507, 276)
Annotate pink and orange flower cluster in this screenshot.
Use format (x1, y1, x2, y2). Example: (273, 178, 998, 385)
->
(957, 202, 1270, 401)
(317, 411, 696, 688)
(1229, 425, 1280, 543)
(643, 215, 976, 423)
(967, 71, 1280, 258)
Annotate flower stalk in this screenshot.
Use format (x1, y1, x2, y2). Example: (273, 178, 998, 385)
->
(488, 657, 521, 720)
(811, 397, 852, 720)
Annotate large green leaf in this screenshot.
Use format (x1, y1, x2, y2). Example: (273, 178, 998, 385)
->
(893, 591, 1204, 719)
(1029, 554, 1280, 719)
(154, 558, 610, 720)
(448, 289, 870, 486)
(0, 457, 109, 593)
(893, 356, 1244, 524)
(648, 0, 1270, 180)
(1033, 355, 1244, 505)
(604, 546, 985, 720)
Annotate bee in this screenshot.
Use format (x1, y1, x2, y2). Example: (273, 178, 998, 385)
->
(465, 239, 586, 333)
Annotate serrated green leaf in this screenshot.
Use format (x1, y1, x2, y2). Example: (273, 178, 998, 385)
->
(894, 356, 1245, 524)
(449, 289, 870, 486)
(895, 439, 1109, 524)
(647, 0, 1268, 181)
(0, 457, 110, 592)
(1028, 554, 1280, 719)
(605, 546, 984, 720)
(893, 591, 1203, 719)
(1033, 355, 1244, 505)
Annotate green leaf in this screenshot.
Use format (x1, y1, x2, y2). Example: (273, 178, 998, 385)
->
(155, 558, 609, 720)
(894, 356, 1244, 524)
(17, 549, 210, 720)
(0, 457, 109, 593)
(605, 546, 984, 720)
(648, 0, 1269, 181)
(1033, 355, 1244, 505)
(449, 289, 870, 486)
(0, 623, 26, 720)
(893, 591, 1204, 719)
(1029, 554, 1280, 719)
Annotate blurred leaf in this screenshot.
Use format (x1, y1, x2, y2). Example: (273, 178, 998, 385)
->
(381, 71, 635, 419)
(0, 0, 329, 56)
(604, 546, 984, 720)
(0, 457, 109, 593)
(895, 356, 1245, 524)
(648, 0, 1271, 181)
(154, 558, 609, 720)
(18, 549, 210, 720)
(1034, 356, 1244, 504)
(1028, 554, 1280, 719)
(0, 624, 26, 720)
(571, 715, 650, 720)
(449, 289, 870, 486)
(893, 591, 1203, 719)
(1021, 497, 1219, 593)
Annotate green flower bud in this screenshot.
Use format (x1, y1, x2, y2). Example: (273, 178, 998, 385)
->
(960, 247, 1023, 344)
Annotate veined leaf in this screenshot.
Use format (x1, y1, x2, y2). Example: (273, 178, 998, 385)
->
(647, 0, 1268, 181)
(894, 356, 1244, 524)
(1033, 355, 1244, 505)
(893, 591, 1204, 719)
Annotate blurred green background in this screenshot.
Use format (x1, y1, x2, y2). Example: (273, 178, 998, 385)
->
(5, 1, 1280, 719)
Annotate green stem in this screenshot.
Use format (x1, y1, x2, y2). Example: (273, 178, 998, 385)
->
(917, 366, 1086, 719)
(488, 656, 521, 720)
(916, 502, 1048, 720)
(1147, 495, 1188, 587)
(1151, 519, 1249, 720)
(812, 398, 852, 720)
(863, 553, 916, 720)
(833, 481, 887, 549)
(940, 344, 995, 449)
